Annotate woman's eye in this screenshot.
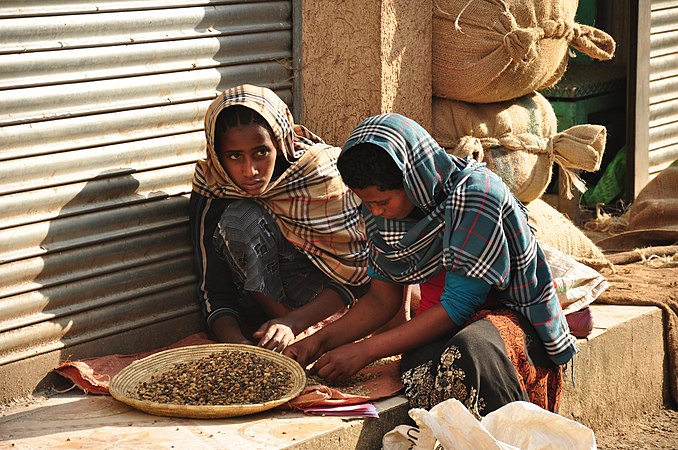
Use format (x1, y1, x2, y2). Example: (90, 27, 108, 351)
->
(256, 148, 271, 157)
(227, 153, 240, 160)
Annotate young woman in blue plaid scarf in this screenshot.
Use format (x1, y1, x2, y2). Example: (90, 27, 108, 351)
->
(284, 113, 577, 417)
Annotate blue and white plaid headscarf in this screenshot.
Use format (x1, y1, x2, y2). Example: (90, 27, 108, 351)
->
(342, 113, 577, 365)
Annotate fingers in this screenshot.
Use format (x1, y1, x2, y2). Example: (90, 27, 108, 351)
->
(252, 325, 267, 339)
(282, 335, 322, 367)
(259, 334, 284, 352)
(257, 328, 278, 349)
(309, 353, 330, 376)
(313, 357, 344, 383)
(282, 344, 299, 361)
(284, 343, 312, 367)
(257, 326, 293, 353)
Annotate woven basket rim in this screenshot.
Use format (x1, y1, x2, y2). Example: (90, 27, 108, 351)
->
(109, 343, 306, 419)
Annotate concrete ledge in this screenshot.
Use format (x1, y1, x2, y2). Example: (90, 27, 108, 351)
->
(0, 392, 410, 449)
(0, 304, 666, 448)
(561, 304, 666, 431)
(287, 396, 411, 450)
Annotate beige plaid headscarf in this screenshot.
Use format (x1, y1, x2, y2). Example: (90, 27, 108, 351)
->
(192, 84, 368, 286)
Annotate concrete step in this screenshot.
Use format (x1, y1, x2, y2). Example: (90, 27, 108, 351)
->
(561, 304, 667, 431)
(0, 304, 667, 449)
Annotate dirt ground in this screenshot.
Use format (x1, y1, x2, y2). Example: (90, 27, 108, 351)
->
(577, 201, 678, 449)
(595, 406, 678, 449)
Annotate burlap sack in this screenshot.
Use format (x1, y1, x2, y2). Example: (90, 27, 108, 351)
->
(526, 198, 612, 270)
(596, 161, 678, 251)
(433, 0, 616, 103)
(433, 92, 606, 203)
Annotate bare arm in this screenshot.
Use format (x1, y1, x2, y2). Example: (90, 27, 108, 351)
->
(211, 315, 254, 345)
(253, 288, 345, 351)
(280, 288, 346, 335)
(283, 279, 403, 365)
(358, 303, 455, 360)
(313, 303, 457, 382)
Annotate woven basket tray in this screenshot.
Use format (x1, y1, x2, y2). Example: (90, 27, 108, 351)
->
(109, 343, 306, 419)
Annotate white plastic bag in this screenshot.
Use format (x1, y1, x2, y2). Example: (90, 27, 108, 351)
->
(382, 399, 596, 450)
(541, 241, 610, 314)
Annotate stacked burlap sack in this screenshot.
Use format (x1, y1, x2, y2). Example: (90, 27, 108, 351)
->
(432, 0, 615, 103)
(431, 0, 616, 272)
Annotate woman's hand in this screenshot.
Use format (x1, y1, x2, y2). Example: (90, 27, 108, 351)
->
(283, 333, 324, 368)
(311, 342, 373, 383)
(253, 319, 295, 352)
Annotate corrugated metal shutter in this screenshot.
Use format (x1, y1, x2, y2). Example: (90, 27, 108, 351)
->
(0, 1, 296, 376)
(649, 1, 678, 176)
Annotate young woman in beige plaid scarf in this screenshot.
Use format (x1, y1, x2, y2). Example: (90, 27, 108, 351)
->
(190, 84, 369, 351)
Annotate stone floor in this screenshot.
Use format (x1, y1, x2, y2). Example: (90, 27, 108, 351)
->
(0, 304, 669, 449)
(0, 392, 408, 449)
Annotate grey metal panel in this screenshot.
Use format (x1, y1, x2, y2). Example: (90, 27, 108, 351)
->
(0, 0, 264, 17)
(0, 3, 291, 53)
(1, 63, 291, 127)
(0, 31, 292, 90)
(0, 103, 208, 161)
(653, 0, 678, 10)
(648, 3, 678, 177)
(0, 165, 195, 230)
(649, 49, 678, 80)
(0, 133, 203, 195)
(0, 226, 191, 300)
(650, 28, 678, 57)
(0, 198, 189, 264)
(0, 0, 295, 378)
(0, 285, 197, 366)
(651, 4, 678, 33)
(649, 142, 678, 171)
(0, 256, 195, 331)
(649, 97, 678, 127)
(649, 74, 678, 102)
(649, 119, 678, 151)
(0, 90, 291, 161)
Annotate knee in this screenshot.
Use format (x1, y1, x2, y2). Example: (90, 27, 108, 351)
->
(449, 323, 501, 358)
(218, 200, 274, 239)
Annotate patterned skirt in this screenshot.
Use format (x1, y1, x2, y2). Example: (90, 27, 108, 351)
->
(400, 308, 563, 418)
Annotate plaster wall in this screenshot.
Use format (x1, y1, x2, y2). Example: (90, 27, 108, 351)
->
(301, 0, 432, 147)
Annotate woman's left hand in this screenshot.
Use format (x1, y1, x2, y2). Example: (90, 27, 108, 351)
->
(253, 320, 295, 352)
(311, 342, 373, 383)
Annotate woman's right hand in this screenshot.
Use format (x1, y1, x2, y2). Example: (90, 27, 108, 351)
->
(254, 319, 295, 352)
(283, 334, 324, 368)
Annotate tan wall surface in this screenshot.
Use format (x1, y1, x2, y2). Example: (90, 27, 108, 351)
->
(302, 0, 432, 147)
(381, 0, 432, 130)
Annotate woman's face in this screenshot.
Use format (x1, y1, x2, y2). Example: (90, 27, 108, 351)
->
(352, 186, 415, 220)
(217, 123, 278, 196)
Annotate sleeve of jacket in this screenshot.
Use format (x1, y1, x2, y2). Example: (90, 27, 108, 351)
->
(189, 192, 242, 330)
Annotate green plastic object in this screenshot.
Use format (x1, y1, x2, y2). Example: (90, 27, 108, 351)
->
(582, 145, 626, 206)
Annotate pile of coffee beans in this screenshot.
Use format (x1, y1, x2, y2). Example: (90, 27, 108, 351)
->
(135, 351, 294, 406)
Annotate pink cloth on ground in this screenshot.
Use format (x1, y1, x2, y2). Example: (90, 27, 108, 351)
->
(54, 329, 404, 411)
(54, 333, 216, 394)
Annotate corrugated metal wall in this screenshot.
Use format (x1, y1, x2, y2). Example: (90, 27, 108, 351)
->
(0, 0, 296, 378)
(649, 1, 678, 176)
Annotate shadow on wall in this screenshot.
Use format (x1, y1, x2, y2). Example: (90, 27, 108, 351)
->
(383, 0, 432, 133)
(3, 170, 199, 394)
